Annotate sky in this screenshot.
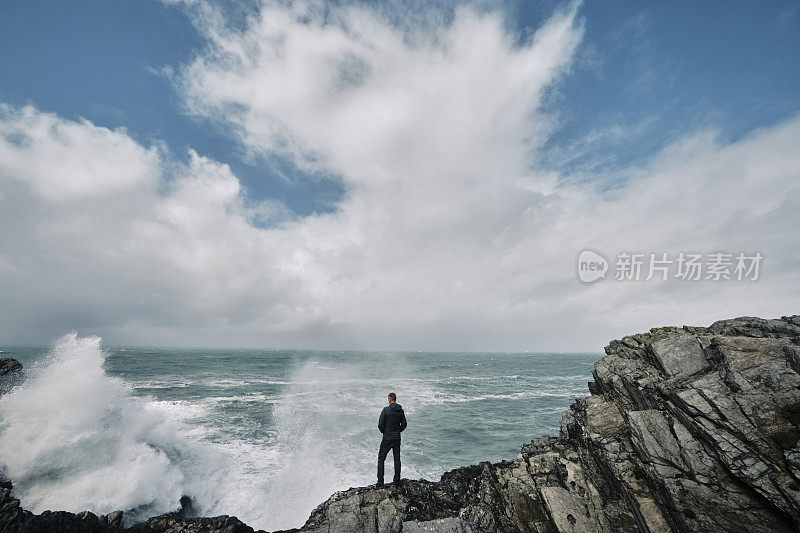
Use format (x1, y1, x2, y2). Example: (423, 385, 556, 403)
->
(0, 0, 798, 351)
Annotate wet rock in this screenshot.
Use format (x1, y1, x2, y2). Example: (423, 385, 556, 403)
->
(127, 513, 262, 533)
(0, 478, 125, 532)
(0, 357, 23, 394)
(289, 315, 800, 532)
(0, 358, 22, 376)
(0, 479, 262, 533)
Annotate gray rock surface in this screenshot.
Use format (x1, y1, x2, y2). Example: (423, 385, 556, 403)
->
(2, 315, 800, 532)
(283, 315, 800, 532)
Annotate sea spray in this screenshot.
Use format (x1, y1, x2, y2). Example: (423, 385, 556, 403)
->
(0, 337, 431, 530)
(205, 358, 428, 530)
(0, 341, 595, 531)
(0, 333, 225, 524)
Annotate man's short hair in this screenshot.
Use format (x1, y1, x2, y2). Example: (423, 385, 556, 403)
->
(388, 392, 397, 401)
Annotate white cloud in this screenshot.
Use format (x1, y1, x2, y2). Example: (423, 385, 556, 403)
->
(0, 1, 798, 351)
(0, 105, 159, 201)
(177, 1, 581, 184)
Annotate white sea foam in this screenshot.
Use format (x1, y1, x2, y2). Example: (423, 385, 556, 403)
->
(0, 335, 591, 531)
(146, 399, 211, 421)
(0, 335, 431, 531)
(0, 335, 288, 528)
(0, 333, 226, 525)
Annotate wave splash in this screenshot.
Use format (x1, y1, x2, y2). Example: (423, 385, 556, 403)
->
(0, 333, 225, 525)
(0, 334, 421, 531)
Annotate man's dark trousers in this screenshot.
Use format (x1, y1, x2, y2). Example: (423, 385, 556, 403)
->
(377, 437, 401, 484)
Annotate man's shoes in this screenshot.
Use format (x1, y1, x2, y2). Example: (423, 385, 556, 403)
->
(376, 482, 385, 489)
(392, 480, 401, 488)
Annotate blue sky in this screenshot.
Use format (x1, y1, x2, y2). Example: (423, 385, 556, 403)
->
(0, 0, 799, 349)
(2, 1, 797, 214)
(0, 0, 345, 216)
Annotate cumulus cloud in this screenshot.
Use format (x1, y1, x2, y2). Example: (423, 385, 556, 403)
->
(0, 105, 301, 345)
(0, 1, 798, 351)
(0, 106, 160, 201)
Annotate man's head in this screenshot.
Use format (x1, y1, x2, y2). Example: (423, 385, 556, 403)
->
(388, 392, 396, 404)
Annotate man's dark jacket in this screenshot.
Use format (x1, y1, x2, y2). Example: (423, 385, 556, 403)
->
(378, 402, 407, 440)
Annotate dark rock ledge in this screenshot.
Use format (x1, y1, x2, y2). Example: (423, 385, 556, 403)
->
(2, 315, 800, 532)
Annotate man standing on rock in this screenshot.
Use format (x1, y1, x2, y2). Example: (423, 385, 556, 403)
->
(377, 392, 407, 488)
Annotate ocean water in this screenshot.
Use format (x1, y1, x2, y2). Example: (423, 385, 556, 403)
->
(0, 334, 598, 531)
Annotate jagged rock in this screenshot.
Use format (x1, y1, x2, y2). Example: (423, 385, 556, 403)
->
(127, 513, 262, 533)
(3, 316, 800, 532)
(125, 493, 265, 533)
(287, 315, 800, 532)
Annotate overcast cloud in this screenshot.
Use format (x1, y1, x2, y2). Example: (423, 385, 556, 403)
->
(0, 1, 798, 351)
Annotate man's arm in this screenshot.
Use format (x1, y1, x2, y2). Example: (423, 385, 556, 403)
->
(399, 409, 407, 432)
(378, 408, 386, 433)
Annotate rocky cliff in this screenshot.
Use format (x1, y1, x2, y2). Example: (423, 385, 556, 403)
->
(279, 315, 800, 533)
(2, 315, 800, 532)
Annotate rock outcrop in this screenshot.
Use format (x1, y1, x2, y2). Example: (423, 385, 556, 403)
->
(0, 358, 22, 377)
(279, 315, 800, 532)
(0, 357, 23, 394)
(2, 315, 800, 532)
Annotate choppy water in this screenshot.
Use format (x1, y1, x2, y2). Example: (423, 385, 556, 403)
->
(0, 334, 598, 531)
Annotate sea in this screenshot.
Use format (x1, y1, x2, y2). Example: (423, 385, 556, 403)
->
(0, 333, 599, 531)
